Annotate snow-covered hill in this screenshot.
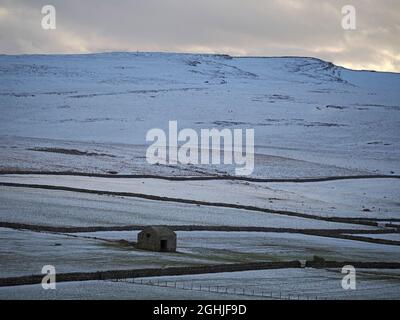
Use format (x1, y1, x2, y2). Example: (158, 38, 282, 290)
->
(1, 53, 400, 300)
(0, 52, 399, 177)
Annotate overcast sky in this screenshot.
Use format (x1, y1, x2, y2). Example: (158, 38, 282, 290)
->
(0, 0, 399, 72)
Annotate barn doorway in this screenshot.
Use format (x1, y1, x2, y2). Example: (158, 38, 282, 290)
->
(160, 240, 168, 252)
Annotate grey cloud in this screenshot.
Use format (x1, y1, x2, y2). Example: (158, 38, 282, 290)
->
(0, 0, 399, 72)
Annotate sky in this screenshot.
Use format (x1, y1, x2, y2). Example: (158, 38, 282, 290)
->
(0, 0, 399, 72)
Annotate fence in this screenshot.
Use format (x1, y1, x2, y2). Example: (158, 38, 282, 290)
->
(108, 278, 331, 300)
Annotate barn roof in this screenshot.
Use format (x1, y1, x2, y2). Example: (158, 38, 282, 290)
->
(140, 226, 176, 237)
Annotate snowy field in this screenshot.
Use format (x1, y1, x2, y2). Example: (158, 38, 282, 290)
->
(0, 227, 218, 278)
(1, 227, 399, 278)
(1, 268, 399, 300)
(0, 279, 257, 300)
(77, 230, 400, 263)
(1, 174, 399, 219)
(0, 186, 374, 230)
(0, 53, 399, 299)
(134, 268, 400, 300)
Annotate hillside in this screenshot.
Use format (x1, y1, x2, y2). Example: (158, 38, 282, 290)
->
(0, 52, 399, 177)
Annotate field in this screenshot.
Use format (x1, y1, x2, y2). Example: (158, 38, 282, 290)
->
(0, 53, 399, 299)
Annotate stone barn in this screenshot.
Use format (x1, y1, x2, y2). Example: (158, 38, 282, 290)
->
(137, 226, 177, 252)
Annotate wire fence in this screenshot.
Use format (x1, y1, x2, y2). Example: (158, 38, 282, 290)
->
(108, 278, 332, 300)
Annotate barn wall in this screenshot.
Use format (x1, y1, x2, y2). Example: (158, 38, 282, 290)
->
(137, 229, 177, 252)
